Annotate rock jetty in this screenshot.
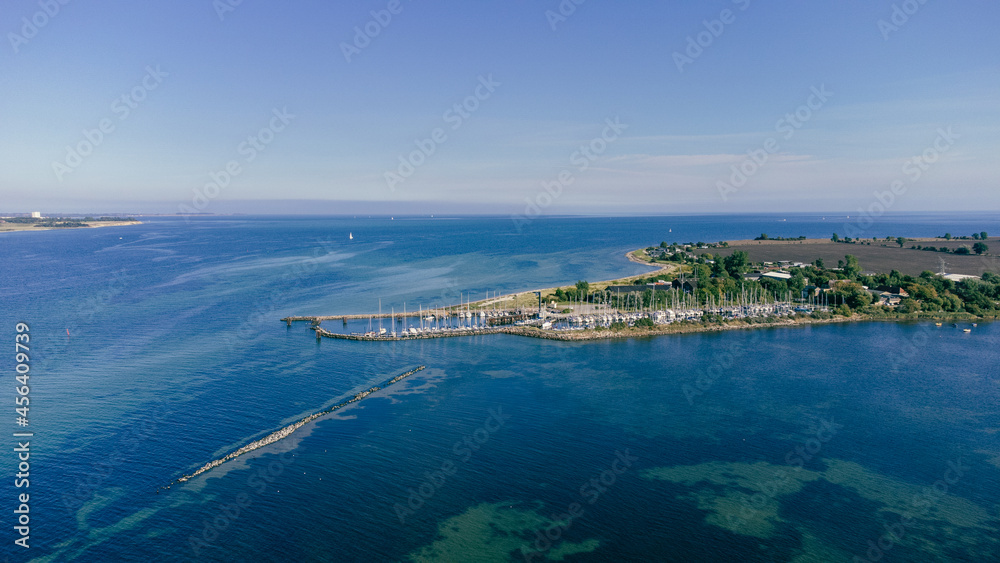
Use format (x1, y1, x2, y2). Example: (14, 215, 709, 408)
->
(160, 366, 425, 490)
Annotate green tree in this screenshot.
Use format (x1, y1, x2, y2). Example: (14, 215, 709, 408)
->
(973, 242, 988, 255)
(575, 280, 590, 295)
(944, 233, 952, 240)
(693, 263, 712, 282)
(788, 271, 806, 295)
(981, 231, 988, 240)
(832, 281, 872, 309)
(896, 237, 907, 247)
(954, 247, 971, 255)
(843, 255, 861, 279)
(899, 298, 920, 314)
(813, 258, 825, 269)
(941, 292, 964, 312)
(723, 251, 750, 277)
(711, 260, 728, 278)
(831, 233, 840, 242)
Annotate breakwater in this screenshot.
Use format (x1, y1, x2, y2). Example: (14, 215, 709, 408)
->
(159, 366, 426, 491)
(309, 316, 868, 342)
(314, 326, 508, 341)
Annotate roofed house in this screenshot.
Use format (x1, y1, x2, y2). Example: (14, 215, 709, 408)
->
(672, 279, 698, 293)
(875, 286, 909, 298)
(874, 292, 903, 307)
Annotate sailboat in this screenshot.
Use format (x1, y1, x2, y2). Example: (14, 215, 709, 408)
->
(349, 232, 353, 240)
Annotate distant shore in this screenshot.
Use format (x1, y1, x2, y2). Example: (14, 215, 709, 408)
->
(0, 220, 142, 233)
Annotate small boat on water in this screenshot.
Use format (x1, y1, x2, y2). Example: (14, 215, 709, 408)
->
(935, 322, 942, 327)
(349, 232, 353, 240)
(963, 328, 972, 333)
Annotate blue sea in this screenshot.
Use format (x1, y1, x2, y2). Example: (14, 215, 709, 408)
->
(1, 213, 999, 562)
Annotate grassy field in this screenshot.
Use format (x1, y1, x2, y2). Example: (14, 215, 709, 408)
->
(690, 238, 997, 276)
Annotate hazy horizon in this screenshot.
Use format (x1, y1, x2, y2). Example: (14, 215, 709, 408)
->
(3, 2, 998, 215)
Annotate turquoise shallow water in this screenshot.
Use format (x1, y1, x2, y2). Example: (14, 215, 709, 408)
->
(0, 214, 998, 562)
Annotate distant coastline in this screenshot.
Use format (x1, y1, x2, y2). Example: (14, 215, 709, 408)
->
(0, 220, 142, 233)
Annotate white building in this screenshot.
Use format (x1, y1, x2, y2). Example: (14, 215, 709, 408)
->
(942, 273, 980, 282)
(30, 211, 41, 218)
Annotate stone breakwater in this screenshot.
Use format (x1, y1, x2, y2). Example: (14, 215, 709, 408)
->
(314, 316, 857, 343)
(160, 366, 426, 491)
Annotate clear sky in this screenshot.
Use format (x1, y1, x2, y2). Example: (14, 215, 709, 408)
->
(1, 0, 998, 215)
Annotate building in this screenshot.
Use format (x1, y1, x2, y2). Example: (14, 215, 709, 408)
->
(671, 279, 698, 293)
(761, 271, 793, 281)
(875, 286, 909, 297)
(872, 292, 903, 307)
(942, 273, 980, 283)
(30, 211, 41, 218)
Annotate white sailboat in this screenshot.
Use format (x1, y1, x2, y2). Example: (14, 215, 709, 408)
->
(349, 232, 353, 240)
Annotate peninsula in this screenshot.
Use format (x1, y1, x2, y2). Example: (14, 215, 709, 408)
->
(0, 216, 141, 233)
(284, 232, 997, 342)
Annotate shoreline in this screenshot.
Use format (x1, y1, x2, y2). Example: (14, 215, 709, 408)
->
(0, 220, 143, 233)
(313, 312, 990, 343)
(287, 241, 995, 343)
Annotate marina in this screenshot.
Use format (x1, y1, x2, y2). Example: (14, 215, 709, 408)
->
(284, 282, 826, 342)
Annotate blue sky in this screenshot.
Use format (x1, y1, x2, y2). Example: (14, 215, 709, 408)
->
(1, 0, 998, 214)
